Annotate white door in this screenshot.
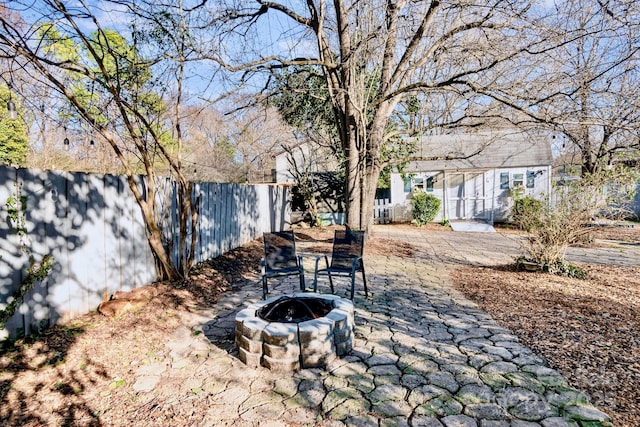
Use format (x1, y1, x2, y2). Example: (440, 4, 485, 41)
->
(447, 172, 488, 220)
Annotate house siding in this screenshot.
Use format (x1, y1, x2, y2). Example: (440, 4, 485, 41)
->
(388, 131, 553, 224)
(390, 165, 552, 223)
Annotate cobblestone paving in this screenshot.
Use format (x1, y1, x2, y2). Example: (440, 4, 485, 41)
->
(132, 226, 621, 426)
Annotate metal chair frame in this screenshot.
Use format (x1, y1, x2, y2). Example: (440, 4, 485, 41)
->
(261, 230, 305, 299)
(313, 228, 368, 300)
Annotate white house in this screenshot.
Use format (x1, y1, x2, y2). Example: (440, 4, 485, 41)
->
(389, 131, 553, 223)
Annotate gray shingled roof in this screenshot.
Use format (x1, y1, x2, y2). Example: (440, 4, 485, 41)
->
(407, 131, 553, 172)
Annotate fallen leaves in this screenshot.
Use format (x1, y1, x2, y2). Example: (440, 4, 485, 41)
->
(452, 263, 640, 427)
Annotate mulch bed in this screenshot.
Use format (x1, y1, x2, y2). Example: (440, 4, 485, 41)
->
(451, 261, 640, 427)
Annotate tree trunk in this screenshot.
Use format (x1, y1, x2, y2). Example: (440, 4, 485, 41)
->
(345, 131, 362, 229)
(361, 164, 382, 235)
(135, 190, 182, 281)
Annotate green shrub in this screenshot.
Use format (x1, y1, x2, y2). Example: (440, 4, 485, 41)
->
(544, 260, 587, 279)
(511, 196, 543, 231)
(514, 256, 587, 279)
(411, 192, 441, 226)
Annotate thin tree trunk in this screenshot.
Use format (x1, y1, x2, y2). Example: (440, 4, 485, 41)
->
(345, 131, 362, 229)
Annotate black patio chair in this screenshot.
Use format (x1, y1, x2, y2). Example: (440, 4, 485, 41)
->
(261, 230, 305, 299)
(313, 228, 368, 300)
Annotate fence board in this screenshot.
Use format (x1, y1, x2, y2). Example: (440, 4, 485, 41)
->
(213, 183, 222, 258)
(21, 169, 50, 335)
(40, 171, 61, 327)
(103, 174, 122, 291)
(44, 171, 72, 323)
(223, 185, 233, 253)
(86, 174, 107, 296)
(0, 167, 26, 339)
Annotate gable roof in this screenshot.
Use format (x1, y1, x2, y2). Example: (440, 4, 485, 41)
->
(407, 131, 553, 172)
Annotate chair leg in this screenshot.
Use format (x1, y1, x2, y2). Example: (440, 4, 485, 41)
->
(299, 269, 306, 292)
(361, 261, 368, 297)
(313, 271, 319, 293)
(327, 272, 335, 294)
(350, 275, 355, 300)
(262, 276, 268, 300)
(298, 256, 306, 292)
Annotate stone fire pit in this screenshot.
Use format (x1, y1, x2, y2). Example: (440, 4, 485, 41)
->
(234, 293, 355, 372)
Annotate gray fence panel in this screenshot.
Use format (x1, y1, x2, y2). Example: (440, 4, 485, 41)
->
(129, 175, 155, 288)
(210, 183, 218, 257)
(103, 174, 123, 290)
(225, 184, 236, 253)
(231, 184, 239, 250)
(203, 182, 213, 260)
(270, 185, 289, 232)
(239, 185, 248, 245)
(257, 185, 270, 234)
(194, 183, 205, 262)
(170, 180, 181, 267)
(240, 185, 250, 244)
(44, 171, 72, 323)
(0, 167, 26, 339)
(86, 174, 107, 296)
(39, 171, 60, 329)
(67, 173, 90, 317)
(192, 182, 201, 264)
(214, 183, 223, 257)
(204, 183, 216, 259)
(123, 177, 134, 284)
(1, 165, 290, 339)
(19, 169, 47, 335)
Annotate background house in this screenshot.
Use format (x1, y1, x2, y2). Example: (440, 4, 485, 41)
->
(389, 131, 554, 223)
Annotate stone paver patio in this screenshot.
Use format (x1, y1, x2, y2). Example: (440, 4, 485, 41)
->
(132, 226, 624, 426)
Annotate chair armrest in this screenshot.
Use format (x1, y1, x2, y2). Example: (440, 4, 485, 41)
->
(350, 256, 363, 276)
(314, 254, 330, 271)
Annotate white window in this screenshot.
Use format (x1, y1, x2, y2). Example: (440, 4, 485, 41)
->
(513, 173, 524, 188)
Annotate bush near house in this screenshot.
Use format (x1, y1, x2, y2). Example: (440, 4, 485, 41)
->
(515, 167, 638, 278)
(511, 196, 543, 231)
(411, 192, 441, 226)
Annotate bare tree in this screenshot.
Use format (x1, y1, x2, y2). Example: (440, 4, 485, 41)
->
(178, 100, 292, 183)
(470, 0, 640, 174)
(208, 0, 543, 231)
(0, 0, 209, 279)
(179, 105, 238, 182)
(226, 102, 295, 183)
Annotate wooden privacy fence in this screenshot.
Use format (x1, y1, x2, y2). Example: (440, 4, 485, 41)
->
(0, 166, 290, 339)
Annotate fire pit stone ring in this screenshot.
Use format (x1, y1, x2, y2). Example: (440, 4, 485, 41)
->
(234, 292, 355, 372)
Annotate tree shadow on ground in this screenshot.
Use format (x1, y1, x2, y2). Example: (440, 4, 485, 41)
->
(0, 322, 107, 426)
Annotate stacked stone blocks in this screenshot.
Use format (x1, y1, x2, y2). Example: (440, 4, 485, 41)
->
(235, 293, 355, 372)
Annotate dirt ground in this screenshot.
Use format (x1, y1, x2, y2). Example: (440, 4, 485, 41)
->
(1, 224, 639, 426)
